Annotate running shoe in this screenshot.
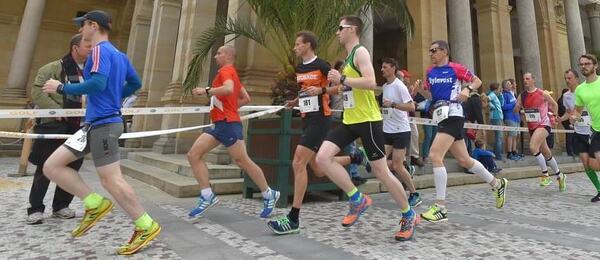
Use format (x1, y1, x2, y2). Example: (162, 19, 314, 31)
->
(408, 192, 422, 207)
(267, 215, 300, 235)
(356, 147, 372, 173)
(591, 193, 600, 203)
(260, 190, 280, 218)
(116, 221, 161, 255)
(495, 178, 508, 209)
(189, 193, 219, 220)
(71, 198, 113, 237)
(420, 204, 448, 223)
(540, 176, 553, 186)
(406, 164, 416, 178)
(558, 173, 567, 192)
(395, 211, 418, 241)
(342, 194, 372, 227)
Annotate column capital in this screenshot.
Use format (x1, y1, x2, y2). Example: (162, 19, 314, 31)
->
(586, 3, 600, 18)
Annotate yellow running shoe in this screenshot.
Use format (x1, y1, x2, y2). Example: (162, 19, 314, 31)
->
(71, 198, 113, 237)
(540, 176, 552, 186)
(117, 221, 162, 255)
(420, 204, 448, 223)
(558, 173, 567, 192)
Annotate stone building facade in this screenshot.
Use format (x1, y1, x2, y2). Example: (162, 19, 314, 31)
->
(1, 0, 599, 154)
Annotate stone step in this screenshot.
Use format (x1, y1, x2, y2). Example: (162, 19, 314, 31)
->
(360, 162, 584, 194)
(121, 159, 243, 198)
(128, 152, 241, 179)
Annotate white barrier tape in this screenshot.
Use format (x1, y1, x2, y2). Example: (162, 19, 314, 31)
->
(0, 105, 279, 119)
(0, 106, 284, 140)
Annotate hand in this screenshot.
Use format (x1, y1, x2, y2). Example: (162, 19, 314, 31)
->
(457, 88, 470, 102)
(382, 99, 393, 108)
(305, 86, 321, 96)
(192, 87, 206, 96)
(42, 79, 61, 94)
(284, 99, 296, 109)
(327, 69, 342, 85)
(413, 79, 422, 90)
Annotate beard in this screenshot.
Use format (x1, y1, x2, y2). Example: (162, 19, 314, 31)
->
(581, 68, 596, 77)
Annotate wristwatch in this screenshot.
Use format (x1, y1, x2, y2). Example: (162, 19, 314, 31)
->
(57, 83, 65, 95)
(205, 86, 211, 96)
(466, 85, 474, 92)
(340, 75, 347, 85)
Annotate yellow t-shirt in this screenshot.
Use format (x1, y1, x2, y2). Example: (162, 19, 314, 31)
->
(342, 45, 382, 124)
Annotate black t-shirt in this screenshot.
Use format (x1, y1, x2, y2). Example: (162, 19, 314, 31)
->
(296, 57, 331, 117)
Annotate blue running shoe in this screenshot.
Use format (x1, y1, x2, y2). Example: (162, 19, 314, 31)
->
(189, 193, 219, 220)
(267, 215, 300, 235)
(408, 192, 422, 207)
(260, 190, 280, 218)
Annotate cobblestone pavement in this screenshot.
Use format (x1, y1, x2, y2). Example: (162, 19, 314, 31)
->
(1, 157, 599, 259)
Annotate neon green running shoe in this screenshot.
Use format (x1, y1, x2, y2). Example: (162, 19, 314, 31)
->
(495, 178, 508, 209)
(117, 221, 162, 255)
(71, 198, 113, 237)
(558, 173, 567, 192)
(420, 204, 448, 223)
(540, 176, 552, 187)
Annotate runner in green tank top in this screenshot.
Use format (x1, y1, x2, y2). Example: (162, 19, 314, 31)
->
(315, 15, 416, 242)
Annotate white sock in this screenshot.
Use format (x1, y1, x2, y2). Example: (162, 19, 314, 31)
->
(535, 153, 548, 173)
(468, 159, 495, 184)
(201, 187, 214, 200)
(433, 167, 448, 201)
(261, 187, 272, 199)
(546, 156, 561, 175)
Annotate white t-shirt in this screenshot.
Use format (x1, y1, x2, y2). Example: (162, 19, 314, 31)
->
(382, 78, 412, 133)
(564, 90, 591, 135)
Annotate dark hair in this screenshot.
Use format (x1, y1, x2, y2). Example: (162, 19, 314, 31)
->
(69, 33, 84, 51)
(564, 68, 579, 78)
(561, 88, 569, 94)
(431, 40, 450, 53)
(579, 54, 598, 65)
(475, 139, 484, 148)
(340, 15, 363, 36)
(508, 78, 516, 85)
(296, 31, 318, 50)
(381, 57, 398, 71)
(333, 60, 344, 70)
(489, 82, 500, 91)
(523, 72, 535, 79)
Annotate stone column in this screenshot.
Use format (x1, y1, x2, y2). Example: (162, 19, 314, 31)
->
(153, 0, 217, 154)
(1, 0, 46, 102)
(516, 0, 543, 88)
(127, 0, 181, 148)
(586, 3, 600, 54)
(564, 0, 586, 70)
(475, 0, 515, 84)
(534, 0, 563, 95)
(406, 0, 448, 81)
(448, 0, 475, 71)
(126, 0, 154, 80)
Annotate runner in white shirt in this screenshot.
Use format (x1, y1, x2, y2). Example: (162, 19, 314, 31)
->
(380, 58, 422, 207)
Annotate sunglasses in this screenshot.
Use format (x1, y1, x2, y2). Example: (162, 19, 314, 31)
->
(338, 24, 355, 32)
(429, 48, 442, 54)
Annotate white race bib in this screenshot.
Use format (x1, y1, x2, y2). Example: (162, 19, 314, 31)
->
(576, 114, 591, 127)
(524, 108, 541, 123)
(64, 127, 88, 152)
(343, 89, 355, 109)
(382, 107, 392, 120)
(432, 105, 449, 124)
(298, 92, 319, 113)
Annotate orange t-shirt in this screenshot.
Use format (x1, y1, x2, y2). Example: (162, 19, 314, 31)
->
(210, 64, 242, 122)
(295, 57, 331, 117)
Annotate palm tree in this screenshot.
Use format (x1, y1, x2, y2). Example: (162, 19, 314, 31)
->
(182, 0, 414, 99)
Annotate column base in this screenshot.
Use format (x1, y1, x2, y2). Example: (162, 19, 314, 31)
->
(205, 145, 231, 165)
(153, 134, 176, 154)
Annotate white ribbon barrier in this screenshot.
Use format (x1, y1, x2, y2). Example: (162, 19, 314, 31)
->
(0, 106, 284, 140)
(408, 117, 575, 133)
(0, 105, 279, 119)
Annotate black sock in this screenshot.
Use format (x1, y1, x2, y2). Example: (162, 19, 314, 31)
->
(288, 207, 300, 223)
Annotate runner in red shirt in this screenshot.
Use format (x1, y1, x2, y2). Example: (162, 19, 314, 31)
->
(188, 45, 280, 220)
(514, 72, 565, 191)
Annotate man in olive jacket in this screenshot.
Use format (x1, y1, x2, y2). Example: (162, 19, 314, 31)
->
(26, 34, 92, 225)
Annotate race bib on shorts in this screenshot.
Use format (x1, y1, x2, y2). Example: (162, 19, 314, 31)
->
(432, 105, 449, 124)
(64, 126, 89, 152)
(298, 91, 319, 113)
(576, 111, 591, 127)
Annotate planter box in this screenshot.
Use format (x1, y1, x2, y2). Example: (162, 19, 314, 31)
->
(244, 110, 343, 207)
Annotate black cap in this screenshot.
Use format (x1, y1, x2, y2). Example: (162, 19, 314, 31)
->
(73, 10, 112, 31)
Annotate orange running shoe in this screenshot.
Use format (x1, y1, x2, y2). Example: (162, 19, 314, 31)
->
(341, 194, 372, 227)
(395, 211, 417, 241)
